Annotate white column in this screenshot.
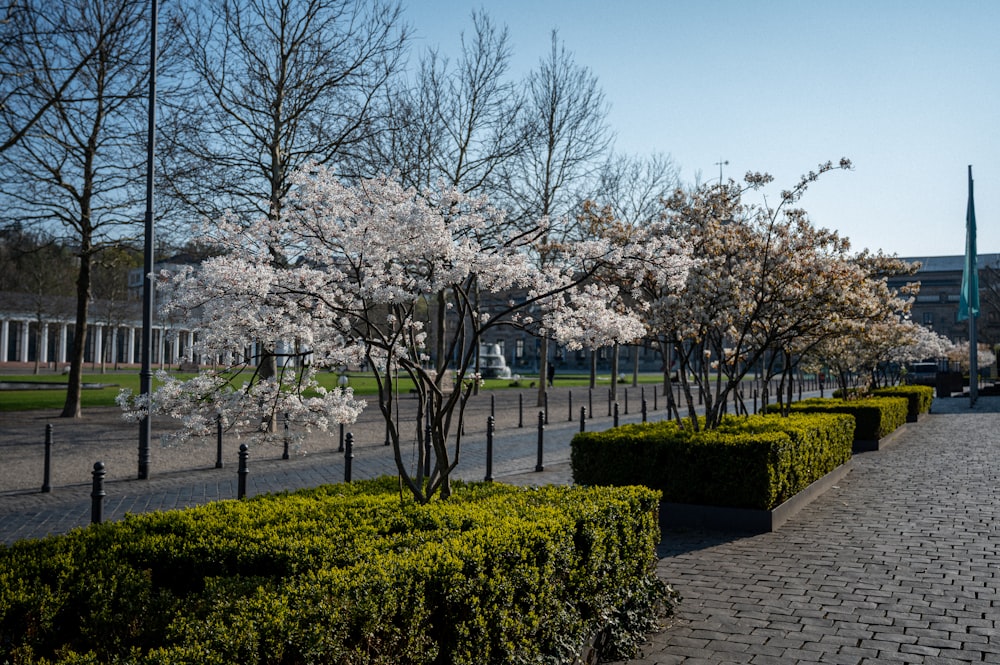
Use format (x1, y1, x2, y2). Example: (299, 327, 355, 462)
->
(127, 327, 136, 364)
(58, 324, 68, 363)
(93, 325, 103, 366)
(109, 327, 119, 365)
(18, 320, 30, 362)
(157, 327, 165, 367)
(40, 323, 49, 364)
(0, 320, 8, 362)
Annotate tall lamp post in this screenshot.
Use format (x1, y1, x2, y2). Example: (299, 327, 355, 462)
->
(715, 159, 728, 184)
(138, 0, 159, 479)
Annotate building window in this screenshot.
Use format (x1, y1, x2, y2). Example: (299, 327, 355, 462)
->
(515, 338, 524, 359)
(923, 312, 933, 326)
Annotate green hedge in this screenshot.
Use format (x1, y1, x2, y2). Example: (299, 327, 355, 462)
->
(571, 413, 854, 511)
(871, 385, 933, 422)
(0, 480, 675, 665)
(769, 396, 908, 440)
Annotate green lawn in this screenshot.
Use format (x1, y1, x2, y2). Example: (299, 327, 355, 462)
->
(0, 368, 666, 412)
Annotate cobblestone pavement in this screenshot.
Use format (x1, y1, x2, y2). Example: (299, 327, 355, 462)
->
(0, 384, 661, 543)
(613, 396, 1000, 665)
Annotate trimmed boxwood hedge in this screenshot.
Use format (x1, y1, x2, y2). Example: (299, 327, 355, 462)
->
(571, 413, 854, 511)
(0, 479, 675, 665)
(871, 385, 933, 422)
(768, 396, 908, 441)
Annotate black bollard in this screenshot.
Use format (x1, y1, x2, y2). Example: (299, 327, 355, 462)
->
(568, 390, 573, 422)
(338, 423, 345, 453)
(90, 461, 105, 524)
(608, 389, 612, 417)
(580, 406, 586, 432)
(282, 413, 290, 460)
(624, 388, 629, 415)
(535, 410, 545, 472)
(237, 444, 249, 499)
(642, 399, 648, 423)
(613, 401, 619, 428)
(345, 432, 354, 482)
(518, 393, 524, 428)
(41, 424, 52, 493)
(653, 385, 658, 411)
(215, 417, 224, 469)
(485, 416, 495, 482)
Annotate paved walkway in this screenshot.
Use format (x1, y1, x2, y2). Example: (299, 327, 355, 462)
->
(619, 396, 1000, 664)
(4, 390, 998, 663)
(0, 384, 660, 543)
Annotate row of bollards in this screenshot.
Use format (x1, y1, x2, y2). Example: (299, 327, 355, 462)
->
(74, 383, 749, 524)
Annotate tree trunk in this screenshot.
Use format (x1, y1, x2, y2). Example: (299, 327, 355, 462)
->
(537, 336, 548, 407)
(610, 342, 619, 402)
(60, 251, 91, 418)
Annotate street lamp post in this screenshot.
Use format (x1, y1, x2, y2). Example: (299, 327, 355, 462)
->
(138, 0, 159, 480)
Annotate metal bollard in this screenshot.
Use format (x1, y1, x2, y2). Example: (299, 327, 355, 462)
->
(338, 423, 345, 453)
(654, 385, 658, 411)
(282, 413, 290, 460)
(42, 424, 52, 493)
(237, 444, 249, 499)
(642, 399, 648, 423)
(613, 401, 620, 428)
(624, 388, 629, 415)
(485, 415, 495, 482)
(568, 390, 573, 422)
(580, 406, 586, 432)
(345, 432, 354, 482)
(90, 461, 105, 524)
(215, 417, 224, 469)
(535, 410, 545, 472)
(518, 392, 524, 428)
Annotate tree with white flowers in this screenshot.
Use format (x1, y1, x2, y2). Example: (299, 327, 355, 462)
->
(649, 159, 920, 427)
(121, 166, 688, 502)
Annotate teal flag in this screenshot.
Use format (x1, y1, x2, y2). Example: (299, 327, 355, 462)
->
(958, 165, 979, 322)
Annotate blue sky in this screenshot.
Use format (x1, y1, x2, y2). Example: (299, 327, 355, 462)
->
(405, 0, 999, 259)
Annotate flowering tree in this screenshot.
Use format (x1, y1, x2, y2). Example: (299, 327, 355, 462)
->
(804, 319, 946, 394)
(122, 166, 686, 502)
(648, 159, 919, 428)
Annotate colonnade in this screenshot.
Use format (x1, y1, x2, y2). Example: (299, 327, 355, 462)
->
(0, 317, 196, 368)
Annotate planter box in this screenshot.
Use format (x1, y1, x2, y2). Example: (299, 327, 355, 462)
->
(853, 422, 908, 452)
(659, 459, 852, 533)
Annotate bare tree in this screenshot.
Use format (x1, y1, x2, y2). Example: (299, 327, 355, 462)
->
(164, 0, 409, 227)
(503, 30, 613, 405)
(0, 0, 155, 417)
(359, 10, 526, 196)
(0, 226, 77, 373)
(0, 0, 118, 153)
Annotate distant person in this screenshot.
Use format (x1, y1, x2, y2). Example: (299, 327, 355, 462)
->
(547, 363, 555, 387)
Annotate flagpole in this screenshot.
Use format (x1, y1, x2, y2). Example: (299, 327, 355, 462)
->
(960, 165, 979, 407)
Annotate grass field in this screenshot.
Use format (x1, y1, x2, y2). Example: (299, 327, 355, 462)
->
(0, 369, 662, 412)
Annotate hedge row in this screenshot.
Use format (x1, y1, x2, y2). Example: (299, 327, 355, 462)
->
(871, 385, 933, 422)
(571, 413, 855, 511)
(0, 479, 675, 665)
(769, 395, 909, 440)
